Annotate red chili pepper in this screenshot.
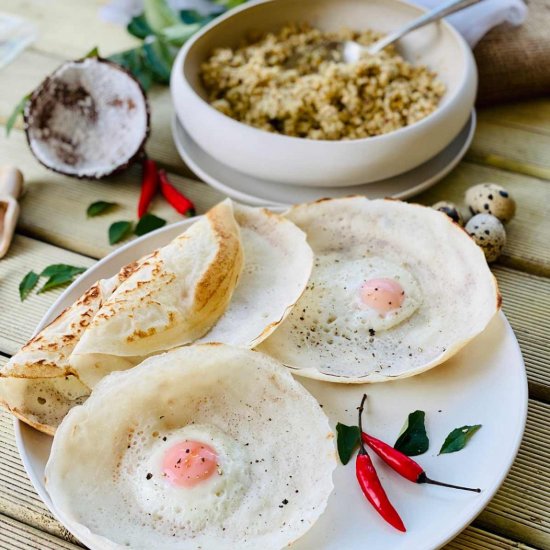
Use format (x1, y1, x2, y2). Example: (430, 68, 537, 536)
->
(356, 395, 406, 532)
(363, 433, 423, 482)
(158, 170, 195, 216)
(363, 433, 480, 492)
(138, 158, 159, 218)
(360, 397, 480, 493)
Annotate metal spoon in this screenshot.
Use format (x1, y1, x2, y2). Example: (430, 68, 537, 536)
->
(342, 0, 483, 62)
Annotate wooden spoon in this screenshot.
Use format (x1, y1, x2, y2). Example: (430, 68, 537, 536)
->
(0, 166, 23, 259)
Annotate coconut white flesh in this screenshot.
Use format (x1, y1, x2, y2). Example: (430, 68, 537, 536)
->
(46, 344, 335, 550)
(0, 260, 141, 434)
(258, 197, 500, 383)
(25, 58, 148, 178)
(70, 200, 243, 387)
(198, 204, 313, 347)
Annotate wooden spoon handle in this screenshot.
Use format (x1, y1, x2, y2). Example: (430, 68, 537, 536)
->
(0, 166, 24, 199)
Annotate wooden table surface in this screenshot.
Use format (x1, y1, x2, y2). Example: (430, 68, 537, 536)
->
(0, 2, 549, 549)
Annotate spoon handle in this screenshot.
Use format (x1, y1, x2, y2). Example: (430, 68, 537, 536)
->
(0, 166, 24, 199)
(370, 0, 483, 53)
(0, 166, 23, 259)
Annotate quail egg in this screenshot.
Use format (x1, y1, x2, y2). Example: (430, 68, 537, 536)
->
(465, 213, 506, 262)
(465, 183, 516, 223)
(432, 201, 464, 225)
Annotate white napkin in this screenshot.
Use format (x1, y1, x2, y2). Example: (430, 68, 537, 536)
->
(100, 0, 527, 47)
(414, 0, 527, 46)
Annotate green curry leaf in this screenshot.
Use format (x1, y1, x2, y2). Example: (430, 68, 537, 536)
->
(439, 425, 482, 455)
(336, 422, 361, 465)
(394, 410, 429, 456)
(109, 221, 134, 245)
(6, 94, 30, 136)
(87, 201, 118, 217)
(135, 213, 166, 236)
(19, 271, 39, 301)
(40, 264, 86, 278)
(127, 14, 153, 39)
(38, 273, 78, 293)
(84, 46, 100, 58)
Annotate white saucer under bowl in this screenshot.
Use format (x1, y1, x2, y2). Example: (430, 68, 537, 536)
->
(172, 110, 476, 207)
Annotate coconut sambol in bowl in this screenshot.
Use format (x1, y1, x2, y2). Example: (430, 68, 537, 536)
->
(171, 0, 477, 187)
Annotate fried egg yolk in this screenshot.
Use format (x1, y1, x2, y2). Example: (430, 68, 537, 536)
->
(360, 278, 405, 314)
(162, 441, 218, 488)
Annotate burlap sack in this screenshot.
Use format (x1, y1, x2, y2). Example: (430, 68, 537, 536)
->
(475, 0, 550, 105)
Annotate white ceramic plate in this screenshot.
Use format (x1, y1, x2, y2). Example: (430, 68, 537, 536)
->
(15, 216, 527, 550)
(172, 111, 476, 206)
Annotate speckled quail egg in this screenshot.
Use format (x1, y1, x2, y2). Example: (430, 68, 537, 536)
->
(465, 213, 506, 262)
(465, 183, 516, 223)
(432, 201, 464, 225)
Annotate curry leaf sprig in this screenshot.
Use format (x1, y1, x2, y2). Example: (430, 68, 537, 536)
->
(19, 264, 87, 301)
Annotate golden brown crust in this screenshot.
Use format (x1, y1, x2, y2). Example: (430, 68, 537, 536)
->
(495, 276, 503, 309)
(126, 326, 157, 343)
(0, 256, 144, 425)
(0, 367, 71, 379)
(118, 259, 141, 280)
(194, 202, 243, 310)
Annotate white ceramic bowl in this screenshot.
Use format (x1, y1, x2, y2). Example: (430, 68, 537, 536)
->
(171, 0, 477, 187)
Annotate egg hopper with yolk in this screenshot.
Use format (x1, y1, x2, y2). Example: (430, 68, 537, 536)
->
(257, 196, 501, 382)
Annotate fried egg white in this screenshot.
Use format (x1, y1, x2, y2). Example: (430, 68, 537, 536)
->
(312, 253, 422, 335)
(122, 424, 249, 533)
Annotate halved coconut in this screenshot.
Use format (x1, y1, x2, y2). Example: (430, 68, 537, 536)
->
(24, 57, 149, 178)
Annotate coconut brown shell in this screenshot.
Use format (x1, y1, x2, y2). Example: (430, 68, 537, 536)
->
(23, 56, 150, 179)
